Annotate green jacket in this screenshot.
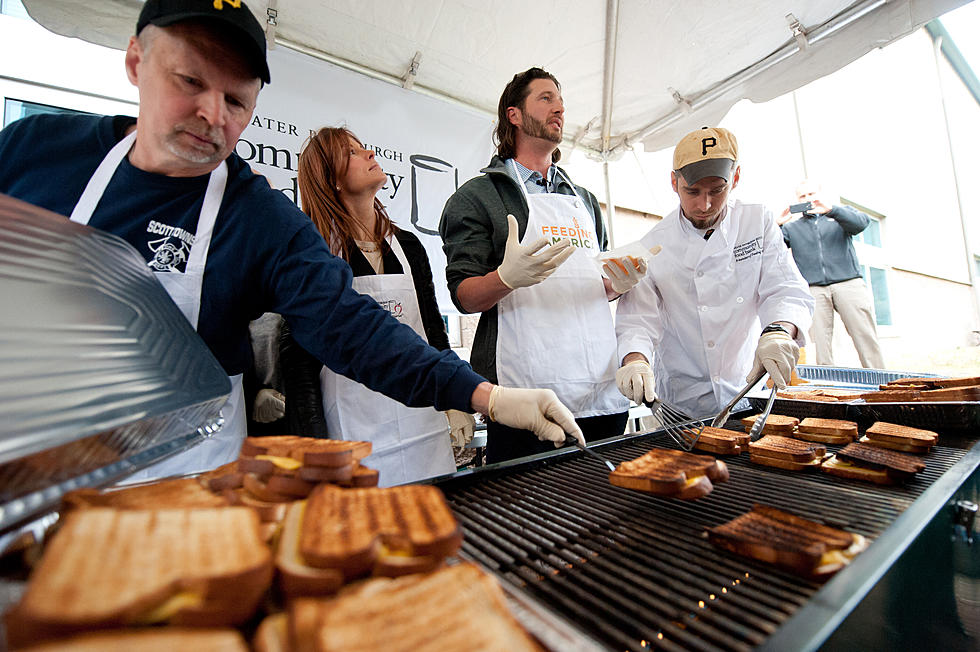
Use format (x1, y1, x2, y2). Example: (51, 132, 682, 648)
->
(438, 155, 608, 383)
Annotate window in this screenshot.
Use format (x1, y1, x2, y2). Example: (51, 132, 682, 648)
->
(3, 98, 93, 129)
(0, 0, 28, 19)
(863, 266, 892, 326)
(974, 255, 980, 279)
(858, 217, 881, 247)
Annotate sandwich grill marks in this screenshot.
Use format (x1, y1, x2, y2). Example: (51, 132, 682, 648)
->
(6, 508, 273, 647)
(275, 484, 464, 597)
(256, 563, 542, 652)
(707, 504, 868, 579)
(608, 448, 729, 499)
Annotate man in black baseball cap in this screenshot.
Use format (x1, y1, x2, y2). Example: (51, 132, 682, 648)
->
(0, 0, 585, 480)
(137, 0, 270, 84)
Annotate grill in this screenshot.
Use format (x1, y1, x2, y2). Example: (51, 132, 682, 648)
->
(434, 426, 979, 651)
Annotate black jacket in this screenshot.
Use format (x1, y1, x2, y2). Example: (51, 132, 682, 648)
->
(281, 228, 450, 435)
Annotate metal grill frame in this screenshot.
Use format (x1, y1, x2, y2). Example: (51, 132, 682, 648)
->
(432, 426, 980, 651)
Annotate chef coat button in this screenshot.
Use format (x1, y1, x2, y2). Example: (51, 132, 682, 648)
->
(736, 296, 744, 303)
(697, 271, 704, 278)
(707, 341, 715, 348)
(700, 305, 707, 312)
(712, 376, 721, 383)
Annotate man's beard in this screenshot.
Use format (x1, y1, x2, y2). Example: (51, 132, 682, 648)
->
(521, 113, 562, 144)
(165, 124, 227, 165)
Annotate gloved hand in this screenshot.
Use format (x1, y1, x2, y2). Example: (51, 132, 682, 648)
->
(615, 359, 656, 405)
(497, 214, 575, 289)
(253, 388, 285, 423)
(602, 256, 648, 295)
(487, 385, 585, 448)
(445, 409, 476, 447)
(747, 331, 800, 389)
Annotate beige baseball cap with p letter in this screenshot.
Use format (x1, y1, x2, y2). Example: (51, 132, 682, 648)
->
(673, 127, 738, 184)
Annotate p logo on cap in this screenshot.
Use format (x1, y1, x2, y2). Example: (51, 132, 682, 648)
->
(673, 127, 738, 184)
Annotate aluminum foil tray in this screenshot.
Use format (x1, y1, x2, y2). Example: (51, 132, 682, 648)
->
(0, 194, 230, 533)
(746, 365, 980, 431)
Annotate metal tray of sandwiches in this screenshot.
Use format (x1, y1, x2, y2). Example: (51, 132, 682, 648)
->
(0, 194, 231, 546)
(746, 364, 980, 432)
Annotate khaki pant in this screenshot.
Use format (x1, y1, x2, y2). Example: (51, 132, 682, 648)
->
(809, 277, 885, 368)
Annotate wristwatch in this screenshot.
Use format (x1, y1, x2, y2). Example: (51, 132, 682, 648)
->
(761, 323, 789, 336)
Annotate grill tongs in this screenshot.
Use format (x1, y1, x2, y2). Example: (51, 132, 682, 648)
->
(643, 398, 704, 451)
(563, 436, 616, 471)
(710, 369, 776, 441)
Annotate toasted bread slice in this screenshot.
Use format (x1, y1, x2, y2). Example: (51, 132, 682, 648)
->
(297, 485, 463, 580)
(224, 488, 291, 523)
(822, 442, 926, 484)
(337, 464, 380, 488)
(857, 436, 932, 454)
(243, 473, 296, 503)
(864, 421, 938, 448)
(240, 437, 372, 468)
(741, 414, 799, 435)
(17, 628, 249, 652)
(276, 501, 345, 597)
(859, 389, 921, 402)
(886, 375, 980, 389)
(694, 427, 748, 455)
(916, 385, 980, 402)
(749, 435, 825, 463)
(749, 452, 824, 471)
(609, 448, 728, 499)
(62, 477, 230, 511)
(285, 563, 542, 652)
(707, 504, 868, 579)
(8, 508, 273, 645)
(795, 418, 857, 444)
(821, 454, 895, 484)
(777, 390, 840, 402)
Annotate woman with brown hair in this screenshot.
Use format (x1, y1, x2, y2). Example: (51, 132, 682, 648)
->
(281, 126, 474, 485)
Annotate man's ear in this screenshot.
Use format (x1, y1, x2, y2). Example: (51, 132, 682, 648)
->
(124, 36, 142, 86)
(731, 165, 741, 190)
(506, 106, 522, 127)
(670, 170, 678, 194)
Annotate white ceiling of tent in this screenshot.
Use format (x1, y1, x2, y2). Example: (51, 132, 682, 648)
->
(22, 0, 967, 157)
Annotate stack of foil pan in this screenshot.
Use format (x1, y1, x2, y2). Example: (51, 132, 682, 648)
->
(0, 194, 230, 538)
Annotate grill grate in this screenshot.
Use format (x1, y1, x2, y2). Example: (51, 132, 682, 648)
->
(437, 430, 971, 651)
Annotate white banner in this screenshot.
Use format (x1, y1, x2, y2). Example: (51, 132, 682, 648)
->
(237, 45, 495, 313)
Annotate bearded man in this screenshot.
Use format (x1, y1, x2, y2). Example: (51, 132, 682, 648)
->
(439, 68, 648, 463)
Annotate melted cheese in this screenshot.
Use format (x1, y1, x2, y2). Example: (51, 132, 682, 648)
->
(256, 454, 302, 471)
(136, 591, 203, 623)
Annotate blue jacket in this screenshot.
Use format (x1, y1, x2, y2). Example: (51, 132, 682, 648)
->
(781, 205, 869, 286)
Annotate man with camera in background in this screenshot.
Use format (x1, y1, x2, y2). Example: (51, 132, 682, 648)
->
(778, 179, 885, 368)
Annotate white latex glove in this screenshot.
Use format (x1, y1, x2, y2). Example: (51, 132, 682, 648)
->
(497, 214, 575, 289)
(602, 256, 648, 295)
(253, 388, 285, 423)
(615, 359, 656, 405)
(446, 409, 476, 447)
(747, 331, 800, 389)
(487, 386, 585, 448)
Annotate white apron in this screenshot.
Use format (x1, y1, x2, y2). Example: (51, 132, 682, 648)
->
(496, 161, 626, 417)
(69, 130, 245, 480)
(320, 235, 454, 487)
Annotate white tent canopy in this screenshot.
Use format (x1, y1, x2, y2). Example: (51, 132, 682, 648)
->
(23, 0, 966, 159)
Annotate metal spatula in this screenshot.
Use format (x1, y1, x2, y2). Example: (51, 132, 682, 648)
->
(645, 398, 704, 451)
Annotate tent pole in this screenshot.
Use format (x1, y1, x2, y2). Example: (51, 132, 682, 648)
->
(603, 160, 617, 249)
(600, 0, 620, 249)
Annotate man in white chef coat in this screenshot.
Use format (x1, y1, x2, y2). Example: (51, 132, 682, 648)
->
(614, 127, 814, 418)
